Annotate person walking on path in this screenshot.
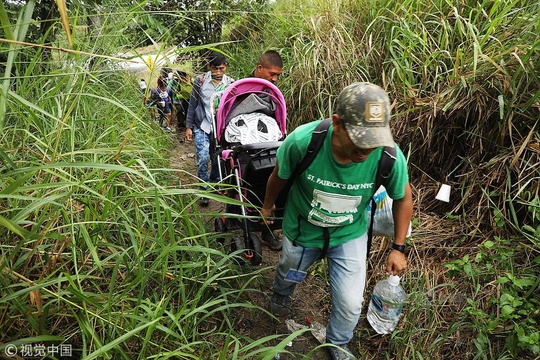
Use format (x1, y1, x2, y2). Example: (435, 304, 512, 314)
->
(249, 50, 284, 251)
(185, 52, 234, 206)
(139, 79, 148, 94)
(211, 49, 284, 118)
(250, 50, 283, 84)
(260, 82, 413, 360)
(146, 78, 173, 131)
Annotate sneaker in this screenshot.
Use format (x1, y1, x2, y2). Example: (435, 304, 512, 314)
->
(261, 230, 282, 251)
(270, 292, 289, 317)
(199, 197, 209, 207)
(326, 342, 355, 360)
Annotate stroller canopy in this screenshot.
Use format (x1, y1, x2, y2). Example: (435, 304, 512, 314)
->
(216, 78, 287, 143)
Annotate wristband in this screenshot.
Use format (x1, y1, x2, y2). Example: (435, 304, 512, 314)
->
(391, 243, 407, 254)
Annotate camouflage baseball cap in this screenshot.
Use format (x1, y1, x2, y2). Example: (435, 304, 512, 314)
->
(337, 82, 394, 149)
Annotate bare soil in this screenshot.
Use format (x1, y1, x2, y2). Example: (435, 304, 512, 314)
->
(168, 129, 400, 360)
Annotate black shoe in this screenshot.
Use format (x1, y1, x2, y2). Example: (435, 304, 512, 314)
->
(326, 341, 356, 360)
(199, 197, 209, 207)
(261, 230, 282, 251)
(270, 292, 289, 317)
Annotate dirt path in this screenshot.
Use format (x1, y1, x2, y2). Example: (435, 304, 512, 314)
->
(168, 131, 388, 359)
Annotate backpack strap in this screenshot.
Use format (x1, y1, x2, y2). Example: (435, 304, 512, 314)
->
(367, 146, 397, 258)
(290, 118, 332, 179)
(284, 118, 331, 256)
(278, 119, 331, 214)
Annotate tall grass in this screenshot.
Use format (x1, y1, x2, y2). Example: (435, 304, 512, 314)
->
(0, 3, 312, 359)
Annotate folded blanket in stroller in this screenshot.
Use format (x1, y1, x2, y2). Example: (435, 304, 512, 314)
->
(224, 112, 282, 145)
(226, 93, 276, 123)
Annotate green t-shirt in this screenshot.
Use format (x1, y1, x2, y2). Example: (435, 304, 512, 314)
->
(168, 79, 192, 102)
(276, 120, 409, 248)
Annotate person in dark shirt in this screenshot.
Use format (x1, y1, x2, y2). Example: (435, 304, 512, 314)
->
(146, 79, 173, 131)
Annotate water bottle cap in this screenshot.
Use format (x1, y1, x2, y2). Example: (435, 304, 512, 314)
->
(388, 275, 400, 286)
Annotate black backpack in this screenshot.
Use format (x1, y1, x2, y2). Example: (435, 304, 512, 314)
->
(284, 118, 397, 258)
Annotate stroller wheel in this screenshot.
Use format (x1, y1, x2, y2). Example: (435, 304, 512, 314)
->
(214, 217, 227, 245)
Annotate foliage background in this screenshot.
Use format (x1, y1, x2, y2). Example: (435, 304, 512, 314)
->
(1, 0, 539, 359)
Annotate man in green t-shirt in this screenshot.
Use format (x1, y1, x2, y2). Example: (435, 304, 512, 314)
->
(260, 82, 413, 360)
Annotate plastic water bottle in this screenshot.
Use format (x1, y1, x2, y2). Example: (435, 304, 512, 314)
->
(367, 275, 406, 334)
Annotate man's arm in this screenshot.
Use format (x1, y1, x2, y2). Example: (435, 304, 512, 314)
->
(386, 182, 413, 274)
(185, 79, 200, 141)
(261, 162, 288, 224)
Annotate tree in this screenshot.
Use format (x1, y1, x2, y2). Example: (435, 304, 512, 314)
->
(142, 0, 268, 47)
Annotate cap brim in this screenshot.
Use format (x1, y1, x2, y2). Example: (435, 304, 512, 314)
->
(347, 124, 395, 149)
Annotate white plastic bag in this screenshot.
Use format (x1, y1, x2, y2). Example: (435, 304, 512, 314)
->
(285, 319, 326, 344)
(366, 186, 412, 237)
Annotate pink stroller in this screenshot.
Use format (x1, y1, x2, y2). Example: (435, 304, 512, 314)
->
(213, 78, 287, 265)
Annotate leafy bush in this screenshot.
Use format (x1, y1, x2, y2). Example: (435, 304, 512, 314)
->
(446, 235, 540, 358)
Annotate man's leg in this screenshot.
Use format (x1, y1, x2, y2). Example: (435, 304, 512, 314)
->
(193, 128, 211, 186)
(325, 232, 368, 345)
(194, 128, 212, 206)
(272, 236, 321, 315)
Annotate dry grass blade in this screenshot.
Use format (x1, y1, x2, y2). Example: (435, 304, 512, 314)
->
(510, 120, 538, 169)
(56, 0, 72, 48)
(29, 289, 43, 314)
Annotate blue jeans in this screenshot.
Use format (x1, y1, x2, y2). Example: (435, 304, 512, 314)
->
(193, 128, 219, 188)
(273, 233, 368, 345)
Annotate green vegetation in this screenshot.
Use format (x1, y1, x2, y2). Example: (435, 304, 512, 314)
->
(1, 0, 539, 359)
